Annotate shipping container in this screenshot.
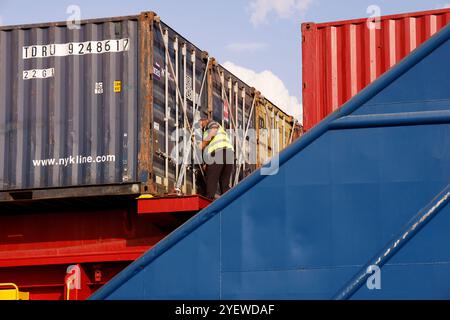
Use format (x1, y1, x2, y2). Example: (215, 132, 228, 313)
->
(302, 7, 450, 131)
(92, 22, 450, 300)
(255, 101, 302, 166)
(0, 12, 301, 201)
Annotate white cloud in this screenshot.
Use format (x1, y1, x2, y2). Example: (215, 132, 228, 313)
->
(441, 3, 450, 8)
(223, 61, 302, 123)
(249, 0, 312, 26)
(226, 42, 268, 53)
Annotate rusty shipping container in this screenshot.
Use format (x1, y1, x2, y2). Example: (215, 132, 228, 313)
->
(255, 102, 302, 167)
(302, 7, 450, 131)
(0, 12, 301, 201)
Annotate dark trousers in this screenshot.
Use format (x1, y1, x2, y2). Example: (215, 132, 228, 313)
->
(206, 148, 234, 200)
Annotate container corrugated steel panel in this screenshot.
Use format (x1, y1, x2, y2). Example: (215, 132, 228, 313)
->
(0, 12, 300, 201)
(255, 101, 301, 166)
(302, 8, 450, 131)
(0, 18, 139, 191)
(91, 23, 450, 300)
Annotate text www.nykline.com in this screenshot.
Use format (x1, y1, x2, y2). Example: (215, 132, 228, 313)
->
(32, 154, 116, 167)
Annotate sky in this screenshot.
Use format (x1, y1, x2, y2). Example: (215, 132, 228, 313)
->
(1, 0, 450, 122)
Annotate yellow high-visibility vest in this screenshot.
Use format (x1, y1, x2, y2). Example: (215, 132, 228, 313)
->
(203, 124, 234, 155)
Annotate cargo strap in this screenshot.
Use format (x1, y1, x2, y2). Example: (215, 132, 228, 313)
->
(262, 101, 272, 161)
(233, 94, 257, 186)
(214, 65, 243, 143)
(213, 65, 247, 185)
(156, 19, 208, 192)
(288, 118, 298, 144)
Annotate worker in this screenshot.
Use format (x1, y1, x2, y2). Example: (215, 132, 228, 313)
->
(198, 118, 234, 200)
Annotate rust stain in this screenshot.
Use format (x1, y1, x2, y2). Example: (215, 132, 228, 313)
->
(138, 11, 157, 194)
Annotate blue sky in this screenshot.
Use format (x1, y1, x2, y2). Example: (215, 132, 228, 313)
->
(1, 0, 449, 120)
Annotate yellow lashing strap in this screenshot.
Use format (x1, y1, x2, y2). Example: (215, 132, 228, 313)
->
(0, 283, 29, 300)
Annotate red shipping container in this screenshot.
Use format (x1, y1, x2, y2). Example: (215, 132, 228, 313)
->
(301, 8, 450, 131)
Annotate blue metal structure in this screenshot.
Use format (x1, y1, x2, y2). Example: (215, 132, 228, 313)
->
(91, 23, 450, 300)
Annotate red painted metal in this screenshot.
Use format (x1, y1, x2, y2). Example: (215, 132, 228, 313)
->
(0, 197, 197, 299)
(63, 264, 91, 300)
(0, 207, 164, 268)
(0, 262, 129, 300)
(137, 195, 212, 214)
(302, 7, 450, 131)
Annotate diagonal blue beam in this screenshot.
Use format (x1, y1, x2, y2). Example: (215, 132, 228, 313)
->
(330, 110, 450, 129)
(333, 184, 450, 300)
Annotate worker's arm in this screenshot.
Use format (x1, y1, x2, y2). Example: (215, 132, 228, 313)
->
(199, 125, 219, 150)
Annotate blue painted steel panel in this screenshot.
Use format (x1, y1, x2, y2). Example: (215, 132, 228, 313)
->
(91, 23, 450, 300)
(108, 214, 222, 299)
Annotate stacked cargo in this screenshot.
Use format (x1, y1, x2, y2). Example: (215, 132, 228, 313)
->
(0, 12, 301, 202)
(0, 11, 301, 299)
